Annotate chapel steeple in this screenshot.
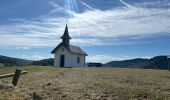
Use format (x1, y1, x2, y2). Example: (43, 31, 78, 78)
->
(61, 24, 71, 48)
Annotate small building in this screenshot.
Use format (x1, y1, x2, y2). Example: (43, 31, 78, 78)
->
(51, 24, 87, 67)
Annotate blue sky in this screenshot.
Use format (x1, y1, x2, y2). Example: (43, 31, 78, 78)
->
(0, 0, 170, 63)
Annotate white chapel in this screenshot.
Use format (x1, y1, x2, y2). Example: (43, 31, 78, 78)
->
(51, 24, 87, 67)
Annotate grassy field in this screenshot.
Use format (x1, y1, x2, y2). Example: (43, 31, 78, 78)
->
(0, 66, 170, 100)
(0, 64, 3, 68)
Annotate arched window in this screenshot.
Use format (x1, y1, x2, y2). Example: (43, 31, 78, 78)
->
(77, 57, 80, 64)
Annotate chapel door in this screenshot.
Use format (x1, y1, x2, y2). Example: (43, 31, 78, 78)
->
(60, 55, 65, 67)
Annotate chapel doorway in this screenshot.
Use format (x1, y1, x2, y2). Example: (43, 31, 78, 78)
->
(60, 55, 65, 67)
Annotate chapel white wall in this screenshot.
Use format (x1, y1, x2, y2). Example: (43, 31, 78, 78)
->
(54, 46, 85, 67)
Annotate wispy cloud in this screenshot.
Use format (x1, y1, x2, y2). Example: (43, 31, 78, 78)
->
(21, 54, 52, 60)
(134, 1, 170, 8)
(87, 55, 130, 63)
(119, 0, 134, 8)
(14, 46, 30, 50)
(87, 55, 151, 63)
(79, 0, 95, 10)
(0, 0, 170, 48)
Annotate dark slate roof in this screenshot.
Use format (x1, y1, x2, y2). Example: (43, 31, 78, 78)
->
(51, 43, 87, 56)
(69, 45, 87, 55)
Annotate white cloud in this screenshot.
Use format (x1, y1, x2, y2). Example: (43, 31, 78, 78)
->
(15, 46, 30, 50)
(79, 0, 96, 10)
(87, 55, 130, 63)
(69, 8, 170, 37)
(0, 1, 170, 48)
(119, 0, 135, 8)
(21, 55, 53, 60)
(134, 1, 170, 8)
(86, 55, 152, 63)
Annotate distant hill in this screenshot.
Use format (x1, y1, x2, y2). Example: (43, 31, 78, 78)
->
(104, 56, 169, 70)
(0, 55, 33, 67)
(0, 55, 53, 67)
(0, 55, 169, 69)
(32, 58, 54, 66)
(0, 63, 4, 67)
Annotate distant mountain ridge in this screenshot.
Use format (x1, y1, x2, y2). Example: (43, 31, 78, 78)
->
(0, 55, 53, 67)
(32, 58, 54, 66)
(104, 56, 169, 70)
(0, 55, 169, 70)
(0, 55, 33, 67)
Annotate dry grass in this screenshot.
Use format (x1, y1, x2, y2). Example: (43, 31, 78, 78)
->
(1, 66, 170, 100)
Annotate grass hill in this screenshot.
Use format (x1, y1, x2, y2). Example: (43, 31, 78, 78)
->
(0, 55, 33, 67)
(32, 58, 54, 66)
(104, 56, 169, 69)
(0, 55, 169, 70)
(0, 55, 53, 67)
(0, 63, 3, 67)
